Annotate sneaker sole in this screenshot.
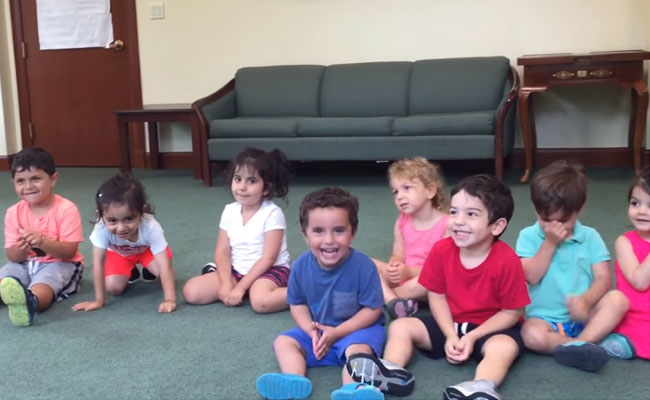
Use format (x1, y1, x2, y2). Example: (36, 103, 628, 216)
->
(554, 343, 608, 372)
(601, 334, 636, 359)
(256, 373, 312, 400)
(443, 387, 499, 400)
(346, 354, 414, 397)
(331, 385, 384, 400)
(0, 278, 31, 327)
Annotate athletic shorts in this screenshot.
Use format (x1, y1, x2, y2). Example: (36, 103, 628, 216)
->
(232, 265, 290, 288)
(105, 247, 173, 277)
(0, 260, 83, 300)
(536, 317, 585, 338)
(417, 315, 525, 361)
(278, 323, 386, 367)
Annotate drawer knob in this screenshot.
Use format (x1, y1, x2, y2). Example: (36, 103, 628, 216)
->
(552, 70, 575, 79)
(590, 69, 613, 78)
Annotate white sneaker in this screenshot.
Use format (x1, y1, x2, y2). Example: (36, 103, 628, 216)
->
(345, 353, 414, 396)
(444, 379, 502, 400)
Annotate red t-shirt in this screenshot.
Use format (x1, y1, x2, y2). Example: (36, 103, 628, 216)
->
(418, 237, 530, 325)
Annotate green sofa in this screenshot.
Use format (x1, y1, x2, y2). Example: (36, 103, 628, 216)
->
(193, 57, 519, 186)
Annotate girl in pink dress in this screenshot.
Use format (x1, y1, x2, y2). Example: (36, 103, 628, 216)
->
(612, 167, 650, 359)
(372, 157, 448, 319)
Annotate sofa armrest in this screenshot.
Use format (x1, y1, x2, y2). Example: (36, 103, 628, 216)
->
(493, 66, 520, 179)
(191, 78, 235, 186)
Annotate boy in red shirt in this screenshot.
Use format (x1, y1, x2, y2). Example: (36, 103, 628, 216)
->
(347, 174, 530, 400)
(0, 148, 84, 326)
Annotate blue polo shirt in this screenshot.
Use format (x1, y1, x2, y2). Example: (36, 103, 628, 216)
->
(516, 221, 610, 322)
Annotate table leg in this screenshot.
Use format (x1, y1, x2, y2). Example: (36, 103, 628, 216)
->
(117, 117, 131, 173)
(631, 83, 649, 175)
(189, 115, 202, 180)
(147, 121, 160, 169)
(518, 89, 536, 183)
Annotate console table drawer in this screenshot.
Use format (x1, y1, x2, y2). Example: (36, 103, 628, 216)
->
(548, 66, 617, 82)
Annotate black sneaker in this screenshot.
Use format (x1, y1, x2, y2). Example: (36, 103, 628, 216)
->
(201, 262, 217, 275)
(142, 267, 156, 283)
(128, 266, 141, 283)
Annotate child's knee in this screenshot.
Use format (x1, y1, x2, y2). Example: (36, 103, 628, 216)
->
(602, 290, 630, 313)
(521, 322, 549, 351)
(483, 334, 519, 358)
(105, 279, 126, 296)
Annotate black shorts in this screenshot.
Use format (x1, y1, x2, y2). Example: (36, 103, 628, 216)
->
(416, 315, 525, 362)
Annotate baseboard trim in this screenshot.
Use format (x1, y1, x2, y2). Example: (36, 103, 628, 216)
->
(146, 151, 193, 170)
(509, 147, 642, 168)
(0, 154, 13, 171)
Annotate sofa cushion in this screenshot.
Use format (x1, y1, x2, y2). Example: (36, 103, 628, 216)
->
(235, 65, 324, 117)
(297, 117, 395, 137)
(409, 57, 509, 114)
(209, 117, 298, 138)
(392, 112, 494, 136)
(320, 62, 411, 117)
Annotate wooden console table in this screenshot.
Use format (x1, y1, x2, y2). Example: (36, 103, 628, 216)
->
(518, 50, 650, 182)
(115, 104, 202, 180)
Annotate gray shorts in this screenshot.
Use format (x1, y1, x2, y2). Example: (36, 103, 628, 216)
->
(0, 260, 84, 301)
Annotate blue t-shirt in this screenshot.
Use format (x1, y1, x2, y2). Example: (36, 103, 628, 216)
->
(516, 220, 610, 322)
(287, 248, 385, 327)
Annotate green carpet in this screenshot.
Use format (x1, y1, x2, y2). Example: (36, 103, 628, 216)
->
(0, 164, 648, 400)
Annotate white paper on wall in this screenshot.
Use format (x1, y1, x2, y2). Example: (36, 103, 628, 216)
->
(36, 0, 114, 50)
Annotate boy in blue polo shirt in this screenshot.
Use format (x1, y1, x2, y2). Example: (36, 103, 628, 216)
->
(516, 161, 631, 372)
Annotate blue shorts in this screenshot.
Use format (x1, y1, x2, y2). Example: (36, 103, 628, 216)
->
(278, 323, 386, 367)
(543, 318, 585, 338)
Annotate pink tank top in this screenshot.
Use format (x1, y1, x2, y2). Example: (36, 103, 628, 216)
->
(614, 230, 650, 359)
(399, 213, 448, 267)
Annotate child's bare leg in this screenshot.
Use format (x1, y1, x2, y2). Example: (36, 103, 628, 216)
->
(29, 283, 54, 312)
(105, 275, 129, 296)
(521, 318, 572, 354)
(249, 279, 288, 313)
(577, 290, 629, 343)
(384, 317, 432, 366)
(182, 273, 224, 304)
(475, 335, 519, 385)
(273, 335, 307, 376)
(393, 278, 428, 301)
(372, 258, 398, 303)
(343, 344, 373, 384)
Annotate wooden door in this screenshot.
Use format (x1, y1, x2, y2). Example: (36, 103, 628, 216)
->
(11, 0, 143, 166)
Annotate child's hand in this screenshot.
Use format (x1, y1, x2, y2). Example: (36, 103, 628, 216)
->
(158, 300, 177, 313)
(444, 335, 464, 364)
(455, 335, 475, 362)
(19, 229, 44, 248)
(566, 295, 590, 321)
(312, 322, 337, 360)
(387, 261, 407, 284)
(543, 221, 570, 245)
(71, 300, 104, 312)
(224, 286, 245, 307)
(16, 236, 33, 252)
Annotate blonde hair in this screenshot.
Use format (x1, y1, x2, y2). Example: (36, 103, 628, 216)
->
(388, 157, 446, 210)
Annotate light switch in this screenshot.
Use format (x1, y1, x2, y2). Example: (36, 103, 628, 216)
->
(150, 2, 165, 20)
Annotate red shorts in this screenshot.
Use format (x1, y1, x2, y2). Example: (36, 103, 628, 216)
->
(104, 247, 173, 277)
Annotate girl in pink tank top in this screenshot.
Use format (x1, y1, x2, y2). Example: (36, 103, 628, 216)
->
(613, 168, 650, 359)
(372, 158, 448, 319)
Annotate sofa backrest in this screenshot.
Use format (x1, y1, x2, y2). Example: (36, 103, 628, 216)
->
(409, 56, 509, 114)
(235, 65, 324, 117)
(320, 62, 411, 117)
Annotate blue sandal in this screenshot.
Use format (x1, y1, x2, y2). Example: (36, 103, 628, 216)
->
(256, 373, 312, 399)
(331, 383, 384, 400)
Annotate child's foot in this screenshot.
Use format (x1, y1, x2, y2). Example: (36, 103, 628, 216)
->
(142, 267, 156, 283)
(385, 298, 418, 319)
(443, 379, 501, 400)
(346, 353, 414, 396)
(128, 266, 141, 283)
(201, 262, 217, 275)
(331, 383, 384, 400)
(553, 341, 608, 372)
(600, 333, 636, 359)
(256, 373, 312, 400)
(0, 277, 38, 327)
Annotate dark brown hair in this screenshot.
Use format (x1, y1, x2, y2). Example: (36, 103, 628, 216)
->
(530, 160, 587, 220)
(225, 148, 291, 201)
(299, 187, 359, 234)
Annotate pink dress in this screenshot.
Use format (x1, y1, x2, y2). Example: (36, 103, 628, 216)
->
(614, 230, 650, 359)
(399, 213, 448, 268)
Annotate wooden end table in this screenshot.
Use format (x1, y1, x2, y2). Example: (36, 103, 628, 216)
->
(115, 104, 202, 180)
(517, 50, 650, 183)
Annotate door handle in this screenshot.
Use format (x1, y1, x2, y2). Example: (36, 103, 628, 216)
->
(105, 40, 125, 51)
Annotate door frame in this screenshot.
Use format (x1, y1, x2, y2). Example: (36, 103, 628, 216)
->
(9, 0, 146, 166)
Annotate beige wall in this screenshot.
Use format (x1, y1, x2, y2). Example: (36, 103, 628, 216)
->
(0, 0, 648, 155)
